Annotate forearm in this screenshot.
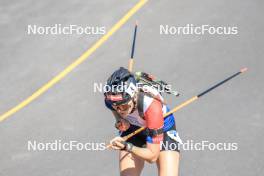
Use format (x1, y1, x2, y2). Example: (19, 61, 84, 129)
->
(129, 144, 160, 163)
(109, 137, 160, 163)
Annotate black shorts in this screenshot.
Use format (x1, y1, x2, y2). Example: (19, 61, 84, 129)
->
(120, 125, 180, 152)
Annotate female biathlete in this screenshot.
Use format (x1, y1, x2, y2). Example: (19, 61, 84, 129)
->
(105, 67, 182, 176)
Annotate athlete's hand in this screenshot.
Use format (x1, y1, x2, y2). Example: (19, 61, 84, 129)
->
(115, 118, 130, 132)
(108, 137, 126, 150)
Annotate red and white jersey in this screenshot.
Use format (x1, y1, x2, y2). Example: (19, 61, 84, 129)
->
(104, 86, 168, 143)
(126, 86, 167, 129)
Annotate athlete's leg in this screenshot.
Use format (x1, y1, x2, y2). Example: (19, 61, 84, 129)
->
(119, 150, 145, 176)
(156, 151, 180, 176)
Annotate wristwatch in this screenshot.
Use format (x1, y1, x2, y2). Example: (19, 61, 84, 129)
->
(121, 141, 133, 152)
(126, 142, 134, 152)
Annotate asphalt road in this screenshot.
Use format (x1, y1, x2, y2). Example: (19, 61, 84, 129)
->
(0, 0, 263, 175)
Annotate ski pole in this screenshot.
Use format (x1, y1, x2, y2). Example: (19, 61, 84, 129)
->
(122, 67, 248, 141)
(128, 21, 138, 72)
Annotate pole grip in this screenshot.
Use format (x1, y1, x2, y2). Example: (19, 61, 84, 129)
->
(128, 59, 134, 72)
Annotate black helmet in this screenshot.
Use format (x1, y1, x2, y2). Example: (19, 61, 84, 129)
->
(104, 67, 137, 106)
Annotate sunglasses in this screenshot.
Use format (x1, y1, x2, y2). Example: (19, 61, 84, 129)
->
(112, 101, 132, 112)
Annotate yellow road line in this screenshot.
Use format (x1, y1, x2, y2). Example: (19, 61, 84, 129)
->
(0, 0, 149, 122)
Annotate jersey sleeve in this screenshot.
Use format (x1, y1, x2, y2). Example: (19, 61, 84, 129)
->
(144, 99, 164, 144)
